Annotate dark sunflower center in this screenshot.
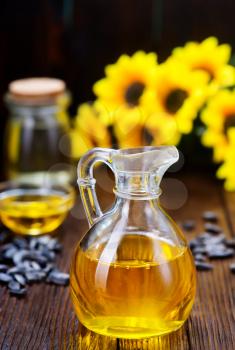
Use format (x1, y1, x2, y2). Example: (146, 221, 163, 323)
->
(224, 114, 235, 135)
(125, 82, 145, 106)
(165, 89, 188, 114)
(108, 125, 118, 147)
(142, 127, 154, 145)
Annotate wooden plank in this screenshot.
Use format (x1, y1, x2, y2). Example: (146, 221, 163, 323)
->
(0, 172, 234, 349)
(169, 174, 235, 350)
(0, 216, 82, 350)
(222, 190, 235, 237)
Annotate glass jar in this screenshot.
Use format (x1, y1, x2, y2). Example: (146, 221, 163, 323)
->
(4, 78, 73, 185)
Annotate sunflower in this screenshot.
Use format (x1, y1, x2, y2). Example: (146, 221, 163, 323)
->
(69, 102, 111, 159)
(93, 51, 158, 111)
(201, 89, 235, 162)
(217, 128, 235, 191)
(170, 37, 235, 93)
(112, 105, 146, 148)
(142, 61, 207, 135)
(144, 113, 181, 146)
(110, 102, 182, 148)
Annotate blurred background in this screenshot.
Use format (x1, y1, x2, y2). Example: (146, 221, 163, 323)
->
(0, 0, 235, 179)
(1, 1, 235, 115)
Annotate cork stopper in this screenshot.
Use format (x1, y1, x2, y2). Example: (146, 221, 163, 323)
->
(7, 77, 66, 105)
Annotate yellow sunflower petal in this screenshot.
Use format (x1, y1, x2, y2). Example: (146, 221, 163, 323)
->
(170, 37, 234, 89)
(68, 129, 93, 159)
(71, 102, 111, 158)
(145, 113, 181, 145)
(216, 44, 231, 64)
(201, 90, 235, 162)
(201, 37, 218, 50)
(217, 64, 235, 86)
(216, 128, 235, 191)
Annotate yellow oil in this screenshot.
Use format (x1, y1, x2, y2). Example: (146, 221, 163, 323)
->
(0, 189, 74, 235)
(70, 234, 196, 339)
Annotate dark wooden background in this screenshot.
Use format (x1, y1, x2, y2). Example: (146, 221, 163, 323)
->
(0, 0, 233, 176)
(0, 0, 234, 168)
(1, 0, 235, 115)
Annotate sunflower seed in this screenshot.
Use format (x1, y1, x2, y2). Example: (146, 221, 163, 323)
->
(24, 260, 42, 271)
(202, 211, 218, 223)
(189, 239, 201, 250)
(47, 238, 59, 250)
(29, 261, 41, 271)
(204, 223, 222, 234)
(192, 247, 208, 255)
(53, 242, 62, 252)
(3, 247, 18, 259)
(47, 271, 69, 286)
(8, 280, 27, 296)
(204, 234, 225, 245)
(0, 264, 8, 272)
(25, 271, 46, 283)
(8, 280, 21, 291)
(29, 238, 39, 250)
(199, 232, 214, 241)
(9, 287, 27, 296)
(194, 254, 207, 262)
(14, 274, 26, 286)
(0, 243, 15, 251)
(29, 251, 48, 265)
(182, 220, 196, 231)
(7, 266, 25, 275)
(0, 272, 13, 283)
(208, 249, 234, 259)
(0, 244, 15, 258)
(205, 243, 227, 252)
(225, 238, 235, 248)
(3, 249, 17, 260)
(41, 249, 55, 262)
(13, 250, 30, 265)
(25, 272, 37, 282)
(195, 261, 214, 271)
(43, 263, 55, 274)
(229, 263, 235, 273)
(0, 231, 67, 296)
(13, 237, 28, 249)
(37, 236, 51, 245)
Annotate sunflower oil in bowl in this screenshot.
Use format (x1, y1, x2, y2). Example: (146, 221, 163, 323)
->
(70, 234, 196, 339)
(0, 185, 75, 235)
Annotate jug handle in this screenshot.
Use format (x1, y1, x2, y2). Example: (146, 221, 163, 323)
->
(77, 148, 115, 227)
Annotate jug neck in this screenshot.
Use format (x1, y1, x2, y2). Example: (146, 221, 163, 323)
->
(114, 171, 161, 200)
(77, 147, 179, 226)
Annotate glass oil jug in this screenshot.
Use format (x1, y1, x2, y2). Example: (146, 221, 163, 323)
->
(70, 146, 196, 339)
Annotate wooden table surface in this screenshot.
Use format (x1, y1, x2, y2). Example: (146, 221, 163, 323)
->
(0, 171, 235, 350)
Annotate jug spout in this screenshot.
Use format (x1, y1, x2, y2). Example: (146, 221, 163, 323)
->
(77, 146, 179, 226)
(112, 146, 179, 199)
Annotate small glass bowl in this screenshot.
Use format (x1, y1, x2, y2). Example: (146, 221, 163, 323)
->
(0, 181, 75, 236)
